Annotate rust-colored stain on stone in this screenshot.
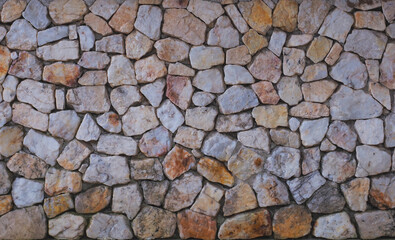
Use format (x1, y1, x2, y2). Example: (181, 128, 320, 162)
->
(273, 204, 312, 239)
(163, 145, 195, 180)
(43, 193, 74, 218)
(75, 186, 111, 214)
(43, 62, 80, 87)
(197, 157, 234, 187)
(177, 209, 217, 240)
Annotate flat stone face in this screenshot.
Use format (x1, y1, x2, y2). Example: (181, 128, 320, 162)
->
(327, 121, 357, 152)
(166, 75, 193, 110)
(318, 8, 354, 43)
(107, 55, 136, 87)
(306, 181, 346, 213)
(369, 173, 395, 209)
(248, 50, 281, 83)
(287, 171, 326, 204)
(109, 0, 138, 33)
(141, 181, 169, 206)
(228, 146, 265, 181)
(12, 103, 48, 132)
(301, 80, 337, 103)
(322, 151, 356, 183)
(134, 5, 162, 40)
(380, 43, 395, 89)
(135, 55, 167, 83)
(299, 118, 329, 147)
(216, 113, 253, 133)
(89, 0, 118, 20)
(48, 213, 86, 239)
(208, 16, 239, 49)
(17, 79, 55, 113)
(177, 210, 217, 240)
(110, 86, 141, 115)
(252, 105, 288, 129)
(97, 134, 138, 156)
(197, 157, 234, 187)
(265, 146, 300, 179)
(273, 205, 311, 239)
(130, 158, 163, 181)
(238, 0, 272, 34)
(36, 40, 79, 61)
(0, 195, 12, 216)
(250, 172, 289, 207)
(140, 79, 165, 107)
(277, 76, 302, 105)
(201, 132, 237, 162)
(187, 0, 224, 25)
(313, 212, 357, 239)
(12, 177, 44, 208)
(7, 152, 48, 179)
(139, 126, 172, 157)
(66, 86, 111, 113)
(355, 210, 395, 239)
(86, 213, 133, 239)
(1, 0, 27, 23)
(6, 19, 37, 50)
(43, 62, 80, 87)
(237, 127, 270, 153)
(298, 0, 330, 34)
(355, 118, 384, 145)
(8, 51, 42, 80)
(345, 29, 387, 59)
(306, 36, 332, 63)
(49, 110, 81, 140)
(77, 26, 95, 51)
(356, 145, 391, 177)
(122, 105, 159, 136)
(75, 185, 111, 213)
(78, 51, 110, 69)
(223, 182, 258, 216)
(189, 46, 224, 70)
(193, 69, 225, 93)
(218, 86, 258, 114)
(49, 0, 87, 24)
(341, 178, 370, 212)
(242, 29, 268, 55)
(162, 145, 195, 180)
(252, 81, 280, 105)
(76, 114, 101, 141)
(44, 167, 82, 196)
(154, 38, 189, 62)
(44, 193, 74, 218)
(23, 129, 60, 166)
(282, 47, 305, 76)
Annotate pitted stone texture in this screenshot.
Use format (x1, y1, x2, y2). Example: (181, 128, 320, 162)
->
(322, 151, 356, 183)
(287, 171, 326, 204)
(139, 126, 172, 157)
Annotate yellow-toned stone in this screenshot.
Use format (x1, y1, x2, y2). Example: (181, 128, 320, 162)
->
(238, 0, 272, 34)
(252, 105, 288, 129)
(273, 0, 298, 32)
(43, 193, 74, 218)
(49, 0, 87, 24)
(0, 195, 12, 216)
(197, 157, 234, 187)
(242, 29, 268, 55)
(273, 204, 312, 239)
(307, 36, 333, 63)
(84, 13, 113, 36)
(0, 46, 11, 82)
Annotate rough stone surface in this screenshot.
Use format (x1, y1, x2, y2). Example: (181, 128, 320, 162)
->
(313, 212, 357, 239)
(86, 213, 133, 239)
(307, 181, 346, 213)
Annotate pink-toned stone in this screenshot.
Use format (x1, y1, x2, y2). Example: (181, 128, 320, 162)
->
(109, 0, 138, 34)
(166, 75, 193, 110)
(8, 51, 42, 80)
(139, 126, 172, 157)
(290, 102, 330, 119)
(84, 13, 113, 36)
(135, 55, 167, 83)
(43, 62, 80, 87)
(248, 50, 281, 83)
(49, 0, 87, 24)
(7, 152, 48, 179)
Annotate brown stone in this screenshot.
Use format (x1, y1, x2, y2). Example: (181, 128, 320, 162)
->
(226, 45, 251, 65)
(162, 145, 195, 180)
(272, 0, 298, 32)
(7, 152, 48, 179)
(242, 29, 268, 55)
(1, 0, 27, 23)
(84, 13, 113, 36)
(238, 0, 272, 34)
(177, 210, 217, 240)
(252, 81, 280, 104)
(0, 45, 11, 81)
(43, 62, 80, 87)
(166, 75, 193, 110)
(273, 204, 312, 239)
(75, 185, 111, 214)
(197, 157, 234, 187)
(223, 182, 258, 216)
(218, 209, 272, 239)
(302, 80, 338, 103)
(163, 0, 188, 8)
(0, 195, 12, 216)
(0, 126, 23, 157)
(49, 0, 87, 24)
(307, 36, 333, 63)
(109, 0, 138, 34)
(290, 102, 330, 119)
(43, 193, 74, 218)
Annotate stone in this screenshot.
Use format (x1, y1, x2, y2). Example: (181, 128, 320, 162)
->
(325, 42, 343, 66)
(44, 167, 82, 197)
(37, 26, 68, 46)
(355, 210, 395, 239)
(387, 23, 395, 38)
(330, 85, 383, 120)
(55, 89, 65, 110)
(250, 172, 289, 207)
(130, 158, 163, 181)
(0, 206, 46, 239)
(6, 19, 37, 50)
(238, 0, 272, 34)
(77, 25, 95, 51)
(23, 129, 60, 166)
(208, 16, 239, 48)
(57, 140, 90, 171)
(224, 65, 254, 85)
(224, 4, 249, 33)
(237, 127, 270, 153)
(277, 76, 302, 105)
(218, 86, 258, 114)
(251, 81, 280, 105)
(36, 40, 79, 61)
(0, 27, 5, 43)
(78, 51, 110, 69)
(268, 29, 286, 56)
(174, 126, 205, 149)
(122, 105, 159, 136)
(162, 145, 195, 180)
(132, 206, 176, 239)
(8, 51, 41, 80)
(313, 212, 357, 239)
(43, 63, 80, 88)
(370, 173, 395, 209)
(298, 0, 331, 34)
(97, 134, 138, 156)
(265, 146, 300, 179)
(96, 112, 121, 133)
(125, 31, 153, 60)
(272, 0, 297, 32)
(354, 11, 386, 31)
(319, 8, 354, 43)
(189, 46, 224, 70)
(370, 82, 391, 110)
(48, 213, 86, 239)
(0, 163, 11, 194)
(168, 62, 195, 76)
(355, 118, 384, 145)
(43, 193, 74, 218)
(306, 36, 332, 63)
(345, 29, 387, 59)
(166, 75, 193, 110)
(86, 213, 133, 239)
(242, 29, 268, 55)
(299, 118, 329, 147)
(0, 195, 12, 216)
(76, 114, 101, 141)
(223, 182, 257, 216)
(0, 127, 22, 159)
(302, 147, 321, 175)
(134, 5, 162, 40)
(270, 128, 300, 148)
(380, 43, 395, 89)
(197, 157, 234, 187)
(1, 0, 27, 23)
(135, 55, 167, 83)
(154, 38, 189, 63)
(228, 146, 265, 180)
(141, 180, 169, 206)
(383, 0, 395, 22)
(289, 117, 300, 132)
(341, 178, 370, 212)
(307, 181, 346, 213)
(110, 86, 141, 115)
(301, 80, 337, 103)
(49, 0, 87, 24)
(290, 102, 330, 119)
(89, 0, 118, 20)
(162, 9, 206, 45)
(185, 106, 217, 131)
(327, 121, 357, 152)
(321, 139, 337, 152)
(17, 80, 55, 113)
(69, 24, 77, 39)
(23, 0, 50, 29)
(301, 63, 327, 82)
(156, 100, 184, 133)
(11, 103, 47, 132)
(109, 0, 138, 33)
(0, 46, 11, 83)
(283, 48, 306, 77)
(192, 92, 215, 107)
(287, 34, 313, 47)
(48, 110, 80, 140)
(12, 177, 43, 208)
(201, 132, 237, 162)
(84, 13, 113, 35)
(226, 46, 251, 66)
(356, 145, 391, 177)
(177, 210, 217, 240)
(164, 172, 202, 212)
(248, 50, 281, 83)
(66, 86, 111, 113)
(7, 152, 48, 179)
(139, 126, 172, 157)
(140, 79, 166, 107)
(187, 0, 223, 24)
(112, 184, 142, 220)
(75, 185, 111, 214)
(191, 183, 224, 216)
(83, 154, 130, 186)
(287, 171, 326, 204)
(162, 0, 188, 8)
(95, 34, 124, 54)
(193, 69, 225, 94)
(252, 105, 288, 128)
(273, 205, 311, 239)
(216, 112, 253, 132)
(322, 151, 356, 183)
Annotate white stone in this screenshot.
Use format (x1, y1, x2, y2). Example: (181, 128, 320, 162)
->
(193, 69, 225, 93)
(207, 16, 239, 48)
(16, 79, 55, 113)
(12, 178, 44, 208)
(97, 134, 138, 156)
(37, 26, 68, 46)
(134, 5, 162, 40)
(23, 129, 60, 166)
(112, 183, 142, 220)
(77, 26, 95, 51)
(6, 19, 37, 50)
(122, 105, 159, 136)
(355, 118, 384, 145)
(189, 46, 224, 70)
(224, 65, 254, 85)
(299, 118, 329, 147)
(268, 29, 287, 56)
(157, 100, 184, 133)
(355, 145, 391, 177)
(110, 86, 141, 115)
(76, 114, 101, 142)
(48, 110, 81, 140)
(36, 40, 79, 61)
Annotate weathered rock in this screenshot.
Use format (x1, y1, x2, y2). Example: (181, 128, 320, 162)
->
(191, 183, 224, 216)
(125, 31, 153, 60)
(48, 213, 86, 239)
(8, 51, 41, 80)
(290, 102, 329, 119)
(313, 212, 357, 239)
(17, 79, 55, 113)
(251, 81, 280, 105)
(277, 76, 302, 105)
(321, 138, 336, 152)
(326, 120, 357, 152)
(298, 0, 331, 34)
(76, 114, 101, 141)
(140, 79, 165, 107)
(242, 29, 268, 55)
(23, 129, 60, 166)
(248, 50, 281, 83)
(369, 82, 391, 110)
(193, 69, 225, 93)
(164, 172, 202, 212)
(97, 134, 138, 156)
(139, 126, 172, 157)
(216, 112, 253, 132)
(201, 132, 237, 161)
(330, 85, 383, 120)
(301, 63, 327, 82)
(43, 62, 80, 88)
(325, 42, 343, 66)
(78, 51, 110, 69)
(83, 154, 130, 186)
(177, 210, 217, 240)
(356, 145, 391, 177)
(265, 146, 300, 179)
(322, 151, 356, 183)
(89, 0, 118, 20)
(0, 195, 12, 216)
(141, 180, 169, 206)
(268, 29, 286, 57)
(287, 34, 313, 47)
(6, 19, 37, 50)
(95, 35, 124, 54)
(252, 105, 288, 128)
(154, 38, 189, 63)
(380, 43, 395, 89)
(345, 29, 387, 59)
(168, 62, 195, 76)
(12, 177, 43, 208)
(122, 105, 159, 136)
(132, 206, 176, 239)
(0, 163, 11, 194)
(307, 181, 346, 213)
(318, 8, 354, 43)
(224, 65, 254, 85)
(192, 92, 215, 107)
(270, 128, 300, 148)
(12, 103, 48, 132)
(299, 118, 329, 147)
(185, 107, 217, 132)
(1, 76, 16, 103)
(223, 182, 257, 216)
(1, 0, 27, 23)
(224, 4, 249, 34)
(301, 80, 337, 103)
(66, 86, 111, 113)
(0, 127, 22, 160)
(272, 0, 297, 32)
(110, 86, 141, 115)
(166, 75, 193, 110)
(135, 54, 167, 83)
(134, 5, 162, 40)
(162, 145, 195, 180)
(109, 0, 138, 33)
(355, 118, 384, 145)
(44, 167, 82, 196)
(112, 183, 142, 220)
(96, 112, 121, 134)
(187, 0, 223, 24)
(48, 110, 81, 140)
(287, 171, 326, 204)
(238, 0, 272, 34)
(174, 126, 205, 149)
(75, 185, 111, 213)
(7, 152, 48, 179)
(197, 157, 234, 187)
(156, 100, 184, 133)
(341, 178, 370, 212)
(43, 193, 74, 218)
(86, 213, 133, 239)
(77, 25, 95, 51)
(355, 210, 395, 239)
(48, 0, 87, 24)
(190, 46, 224, 70)
(23, 0, 50, 30)
(370, 173, 395, 209)
(237, 127, 270, 153)
(273, 205, 311, 239)
(302, 147, 321, 175)
(306, 36, 332, 64)
(250, 172, 289, 207)
(354, 11, 386, 31)
(36, 40, 79, 61)
(218, 86, 258, 114)
(208, 16, 239, 48)
(130, 158, 163, 181)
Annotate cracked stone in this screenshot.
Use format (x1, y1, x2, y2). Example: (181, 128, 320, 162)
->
(345, 29, 387, 59)
(318, 8, 354, 43)
(265, 146, 300, 179)
(341, 178, 370, 211)
(76, 114, 101, 141)
(110, 86, 141, 115)
(139, 126, 172, 157)
(287, 171, 326, 204)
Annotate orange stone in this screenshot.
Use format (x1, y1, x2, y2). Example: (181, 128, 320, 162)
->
(238, 0, 272, 34)
(162, 145, 195, 180)
(43, 193, 74, 218)
(109, 0, 138, 34)
(44, 168, 82, 196)
(43, 62, 80, 87)
(84, 13, 113, 36)
(0, 195, 12, 216)
(0, 45, 11, 81)
(273, 204, 312, 239)
(197, 157, 234, 187)
(177, 210, 217, 240)
(75, 185, 111, 213)
(272, 0, 298, 32)
(252, 81, 280, 104)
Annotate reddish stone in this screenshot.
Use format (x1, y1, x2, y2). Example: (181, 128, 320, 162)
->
(162, 145, 195, 180)
(0, 195, 12, 216)
(177, 210, 217, 240)
(166, 75, 193, 110)
(251, 81, 280, 104)
(0, 45, 11, 81)
(43, 62, 80, 87)
(7, 152, 48, 179)
(197, 157, 234, 187)
(84, 13, 113, 36)
(273, 204, 312, 239)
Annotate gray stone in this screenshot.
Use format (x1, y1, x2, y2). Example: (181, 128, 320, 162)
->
(23, 129, 60, 166)
(134, 5, 162, 40)
(37, 26, 68, 46)
(78, 51, 110, 69)
(0, 102, 11, 128)
(189, 46, 224, 70)
(78, 71, 107, 86)
(96, 34, 125, 54)
(341, 178, 370, 212)
(217, 85, 258, 114)
(12, 177, 44, 208)
(287, 34, 313, 47)
(216, 113, 253, 133)
(86, 213, 133, 239)
(16, 80, 55, 113)
(344, 29, 388, 59)
(201, 132, 237, 162)
(289, 117, 300, 132)
(356, 145, 391, 177)
(228, 146, 265, 180)
(306, 182, 346, 213)
(36, 40, 79, 61)
(322, 151, 356, 183)
(22, 0, 50, 30)
(130, 158, 164, 181)
(97, 134, 138, 156)
(224, 4, 249, 33)
(174, 126, 205, 149)
(48, 213, 86, 239)
(299, 118, 329, 147)
(224, 65, 254, 85)
(282, 47, 305, 76)
(330, 52, 367, 89)
(298, 0, 331, 34)
(313, 212, 357, 239)
(2, 76, 18, 102)
(6, 19, 37, 50)
(301, 63, 328, 82)
(77, 26, 95, 51)
(287, 171, 326, 204)
(185, 107, 217, 131)
(139, 126, 172, 157)
(269, 128, 300, 148)
(386, 113, 395, 147)
(302, 147, 321, 175)
(112, 183, 142, 220)
(192, 92, 216, 107)
(76, 114, 101, 141)
(110, 86, 141, 115)
(318, 8, 354, 43)
(66, 86, 111, 113)
(0, 162, 11, 194)
(140, 79, 165, 107)
(48, 110, 81, 141)
(187, 0, 224, 24)
(223, 182, 258, 216)
(89, 0, 119, 20)
(327, 121, 357, 152)
(248, 50, 282, 83)
(237, 127, 270, 153)
(277, 76, 303, 106)
(107, 56, 136, 87)
(207, 16, 239, 48)
(141, 180, 169, 206)
(355, 210, 395, 239)
(265, 146, 300, 179)
(268, 29, 287, 56)
(8, 51, 42, 80)
(157, 100, 184, 133)
(193, 69, 225, 93)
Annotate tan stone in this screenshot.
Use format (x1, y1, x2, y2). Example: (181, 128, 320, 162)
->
(166, 75, 193, 110)
(43, 62, 80, 87)
(242, 29, 268, 55)
(302, 80, 338, 103)
(0, 195, 12, 216)
(325, 43, 343, 66)
(177, 210, 217, 240)
(252, 105, 288, 128)
(0, 46, 11, 82)
(109, 0, 138, 34)
(223, 182, 258, 216)
(248, 50, 281, 83)
(251, 81, 279, 104)
(1, 0, 26, 23)
(135, 55, 167, 83)
(272, 0, 298, 32)
(162, 145, 195, 180)
(84, 13, 113, 36)
(7, 152, 48, 179)
(154, 38, 190, 62)
(12, 103, 49, 132)
(197, 157, 234, 187)
(226, 45, 251, 65)
(238, 0, 272, 34)
(307, 36, 333, 63)
(75, 186, 111, 213)
(49, 0, 87, 24)
(273, 205, 312, 239)
(125, 31, 153, 60)
(290, 102, 330, 119)
(354, 11, 386, 31)
(45, 167, 82, 196)
(43, 193, 74, 218)
(0, 126, 23, 157)
(8, 51, 42, 80)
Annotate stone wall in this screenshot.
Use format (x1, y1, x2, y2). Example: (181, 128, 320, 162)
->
(0, 0, 394, 239)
